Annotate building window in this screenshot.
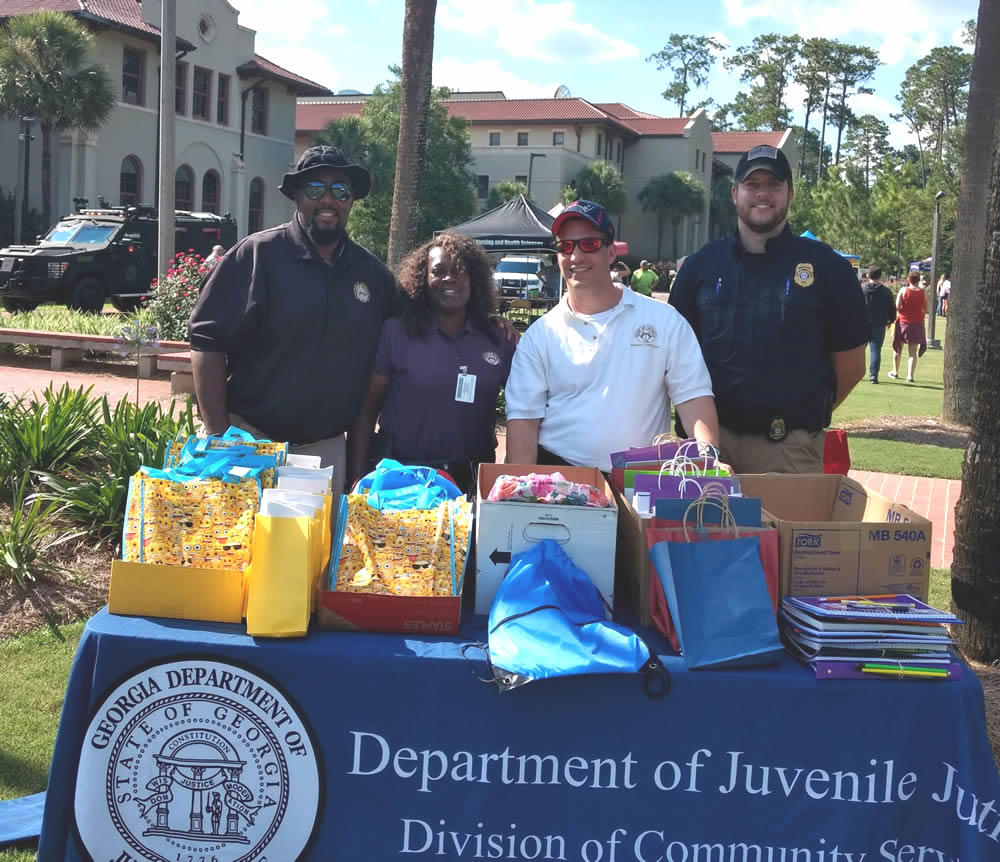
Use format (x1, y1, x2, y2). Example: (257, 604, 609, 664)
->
(248, 177, 265, 234)
(489, 131, 500, 146)
(606, 137, 612, 159)
(217, 73, 230, 125)
(175, 165, 194, 211)
(702, 152, 707, 171)
(517, 132, 528, 146)
(122, 47, 145, 106)
(120, 156, 141, 205)
(695, 148, 700, 170)
(476, 175, 489, 200)
(192, 67, 211, 120)
(175, 61, 187, 115)
(251, 88, 268, 135)
(553, 131, 564, 146)
(596, 133, 602, 156)
(202, 170, 220, 213)
(514, 175, 527, 185)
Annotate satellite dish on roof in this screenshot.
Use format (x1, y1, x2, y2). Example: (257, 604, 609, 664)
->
(554, 84, 572, 98)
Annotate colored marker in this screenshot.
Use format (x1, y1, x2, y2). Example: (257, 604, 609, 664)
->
(859, 665, 949, 680)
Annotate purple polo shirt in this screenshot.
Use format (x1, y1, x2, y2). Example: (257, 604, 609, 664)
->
(374, 317, 515, 464)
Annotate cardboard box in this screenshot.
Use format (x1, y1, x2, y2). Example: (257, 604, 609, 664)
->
(109, 559, 245, 624)
(737, 474, 932, 600)
(475, 464, 618, 616)
(610, 483, 657, 624)
(316, 590, 462, 635)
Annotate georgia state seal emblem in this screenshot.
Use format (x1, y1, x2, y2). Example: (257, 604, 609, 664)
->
(354, 282, 371, 303)
(74, 659, 321, 862)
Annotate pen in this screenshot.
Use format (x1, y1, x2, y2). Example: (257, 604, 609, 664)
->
(823, 594, 903, 602)
(781, 278, 789, 323)
(841, 600, 916, 610)
(715, 277, 721, 296)
(858, 665, 949, 680)
(861, 662, 948, 673)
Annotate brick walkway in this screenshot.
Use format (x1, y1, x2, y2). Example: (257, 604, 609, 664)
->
(2, 356, 958, 569)
(849, 470, 959, 570)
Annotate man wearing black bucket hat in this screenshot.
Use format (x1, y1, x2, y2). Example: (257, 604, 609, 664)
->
(669, 144, 868, 473)
(188, 146, 398, 492)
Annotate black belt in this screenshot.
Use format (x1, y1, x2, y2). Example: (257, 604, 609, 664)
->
(716, 396, 832, 441)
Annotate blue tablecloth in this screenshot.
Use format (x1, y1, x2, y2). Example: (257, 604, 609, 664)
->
(37, 609, 1000, 861)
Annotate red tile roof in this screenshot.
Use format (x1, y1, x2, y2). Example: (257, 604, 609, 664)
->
(1, 1, 329, 94)
(712, 131, 788, 153)
(593, 103, 663, 120)
(296, 100, 366, 132)
(443, 97, 614, 123)
(615, 117, 688, 136)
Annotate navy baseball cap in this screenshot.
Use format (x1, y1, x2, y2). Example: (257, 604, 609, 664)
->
(735, 145, 792, 186)
(552, 200, 615, 241)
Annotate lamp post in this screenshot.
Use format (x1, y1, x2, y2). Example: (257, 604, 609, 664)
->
(526, 152, 546, 200)
(14, 117, 39, 244)
(927, 190, 944, 349)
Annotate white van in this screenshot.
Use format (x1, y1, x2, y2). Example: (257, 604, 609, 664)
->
(492, 256, 546, 299)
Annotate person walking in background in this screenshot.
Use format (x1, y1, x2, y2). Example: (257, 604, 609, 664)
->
(862, 267, 895, 384)
(937, 271, 951, 317)
(889, 271, 927, 382)
(630, 260, 659, 296)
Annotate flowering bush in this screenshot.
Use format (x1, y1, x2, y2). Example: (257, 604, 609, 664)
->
(146, 250, 208, 341)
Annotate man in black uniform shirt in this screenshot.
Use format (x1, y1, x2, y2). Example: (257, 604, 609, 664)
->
(669, 145, 868, 473)
(188, 146, 399, 493)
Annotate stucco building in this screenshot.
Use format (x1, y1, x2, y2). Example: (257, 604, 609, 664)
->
(1, 0, 328, 240)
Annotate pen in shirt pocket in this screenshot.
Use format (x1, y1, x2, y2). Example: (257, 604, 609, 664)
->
(715, 277, 722, 296)
(781, 277, 790, 322)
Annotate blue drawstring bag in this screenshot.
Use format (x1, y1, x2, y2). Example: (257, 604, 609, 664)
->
(357, 458, 462, 511)
(483, 540, 668, 695)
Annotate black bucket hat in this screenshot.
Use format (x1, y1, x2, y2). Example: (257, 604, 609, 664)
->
(279, 145, 372, 200)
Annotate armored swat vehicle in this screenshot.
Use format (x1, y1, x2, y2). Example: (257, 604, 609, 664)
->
(0, 204, 237, 313)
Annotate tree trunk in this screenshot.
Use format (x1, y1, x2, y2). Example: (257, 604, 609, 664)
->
(671, 216, 680, 260)
(386, 0, 437, 269)
(800, 105, 812, 179)
(818, 87, 830, 180)
(834, 82, 847, 165)
(951, 107, 1000, 661)
(943, 0, 1000, 425)
(40, 123, 53, 233)
(656, 217, 664, 260)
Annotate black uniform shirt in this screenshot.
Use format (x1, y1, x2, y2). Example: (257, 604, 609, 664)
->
(863, 281, 896, 329)
(188, 216, 398, 443)
(669, 225, 868, 415)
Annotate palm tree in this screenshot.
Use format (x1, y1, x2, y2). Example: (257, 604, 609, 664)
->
(486, 181, 527, 210)
(639, 171, 706, 259)
(0, 11, 113, 232)
(951, 91, 1000, 661)
(386, 0, 437, 269)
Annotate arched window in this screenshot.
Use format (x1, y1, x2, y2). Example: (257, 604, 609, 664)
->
(120, 156, 142, 205)
(175, 165, 194, 211)
(202, 170, 220, 213)
(248, 177, 264, 234)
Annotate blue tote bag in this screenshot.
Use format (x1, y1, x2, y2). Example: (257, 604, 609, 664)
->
(485, 540, 668, 694)
(649, 535, 782, 670)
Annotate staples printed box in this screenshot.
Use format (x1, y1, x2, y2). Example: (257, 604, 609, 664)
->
(737, 474, 932, 600)
(475, 464, 618, 616)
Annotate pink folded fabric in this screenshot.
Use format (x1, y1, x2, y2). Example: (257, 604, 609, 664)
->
(487, 472, 612, 508)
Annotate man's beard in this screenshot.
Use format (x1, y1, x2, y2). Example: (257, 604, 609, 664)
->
(305, 219, 345, 247)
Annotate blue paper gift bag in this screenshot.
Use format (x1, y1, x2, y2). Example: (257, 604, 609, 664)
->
(649, 536, 782, 670)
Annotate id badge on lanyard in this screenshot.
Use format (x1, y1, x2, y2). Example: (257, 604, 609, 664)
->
(455, 365, 477, 403)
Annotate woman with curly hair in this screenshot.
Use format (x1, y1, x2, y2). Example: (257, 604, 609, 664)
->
(347, 232, 517, 492)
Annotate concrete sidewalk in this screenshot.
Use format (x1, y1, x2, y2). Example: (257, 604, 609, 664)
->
(2, 355, 959, 569)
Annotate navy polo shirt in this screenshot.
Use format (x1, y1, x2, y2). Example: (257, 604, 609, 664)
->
(374, 317, 515, 464)
(189, 216, 398, 443)
(669, 226, 867, 415)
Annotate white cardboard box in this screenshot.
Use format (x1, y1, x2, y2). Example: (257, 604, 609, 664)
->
(475, 464, 618, 616)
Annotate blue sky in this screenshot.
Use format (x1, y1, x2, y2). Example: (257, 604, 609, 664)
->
(237, 0, 978, 149)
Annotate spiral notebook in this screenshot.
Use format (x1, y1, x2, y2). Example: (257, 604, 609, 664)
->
(784, 595, 961, 625)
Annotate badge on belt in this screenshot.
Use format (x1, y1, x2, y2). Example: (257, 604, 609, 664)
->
(768, 417, 787, 441)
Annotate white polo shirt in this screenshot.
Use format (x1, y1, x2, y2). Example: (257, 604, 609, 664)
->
(505, 287, 714, 470)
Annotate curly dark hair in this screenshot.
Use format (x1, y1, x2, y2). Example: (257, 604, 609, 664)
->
(396, 232, 500, 342)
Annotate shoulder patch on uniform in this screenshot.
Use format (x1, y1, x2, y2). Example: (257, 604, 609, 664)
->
(793, 262, 814, 287)
(353, 282, 371, 303)
(483, 351, 500, 366)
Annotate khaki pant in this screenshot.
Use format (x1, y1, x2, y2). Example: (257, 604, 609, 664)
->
(229, 413, 347, 496)
(718, 426, 825, 475)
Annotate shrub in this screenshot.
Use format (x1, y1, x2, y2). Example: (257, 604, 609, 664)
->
(0, 474, 80, 589)
(146, 250, 207, 341)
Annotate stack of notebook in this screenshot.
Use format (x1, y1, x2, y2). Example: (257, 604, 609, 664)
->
(780, 594, 963, 680)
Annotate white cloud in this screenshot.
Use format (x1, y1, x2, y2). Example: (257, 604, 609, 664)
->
(433, 57, 559, 98)
(438, 0, 639, 63)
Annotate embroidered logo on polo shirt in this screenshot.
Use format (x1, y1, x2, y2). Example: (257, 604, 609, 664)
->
(74, 658, 321, 862)
(632, 324, 658, 346)
(483, 351, 501, 366)
(354, 282, 371, 303)
(793, 263, 815, 287)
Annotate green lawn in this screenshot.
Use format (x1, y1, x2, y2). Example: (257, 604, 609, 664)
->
(834, 318, 961, 478)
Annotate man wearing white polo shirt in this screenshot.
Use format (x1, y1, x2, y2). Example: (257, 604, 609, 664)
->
(504, 200, 719, 471)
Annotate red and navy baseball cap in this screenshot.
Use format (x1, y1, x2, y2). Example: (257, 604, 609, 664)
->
(735, 145, 792, 186)
(552, 199, 615, 241)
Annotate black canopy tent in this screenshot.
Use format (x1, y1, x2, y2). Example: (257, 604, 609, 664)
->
(442, 194, 556, 252)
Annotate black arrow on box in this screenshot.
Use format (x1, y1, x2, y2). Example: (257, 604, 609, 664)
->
(489, 549, 511, 566)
